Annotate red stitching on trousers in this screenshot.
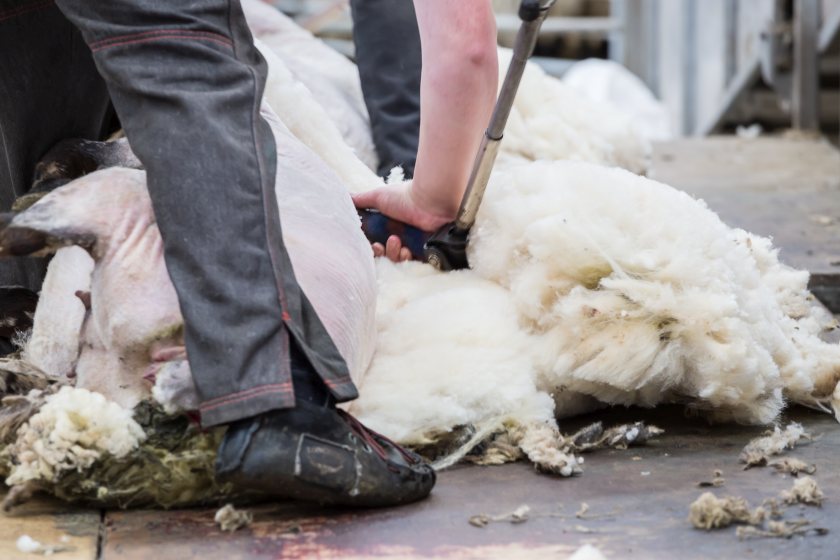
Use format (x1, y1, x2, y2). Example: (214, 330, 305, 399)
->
(90, 31, 232, 53)
(202, 382, 292, 405)
(201, 383, 292, 411)
(89, 28, 232, 49)
(0, 0, 54, 23)
(324, 378, 353, 387)
(201, 387, 293, 412)
(201, 389, 292, 413)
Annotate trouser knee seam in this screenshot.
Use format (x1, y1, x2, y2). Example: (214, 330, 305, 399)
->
(89, 30, 233, 52)
(201, 382, 293, 411)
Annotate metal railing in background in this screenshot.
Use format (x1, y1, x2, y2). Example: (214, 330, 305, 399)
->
(611, 0, 839, 137)
(273, 0, 839, 140)
(273, 0, 630, 76)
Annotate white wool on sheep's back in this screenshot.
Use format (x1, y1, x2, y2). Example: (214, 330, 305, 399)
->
(470, 160, 840, 422)
(497, 48, 650, 175)
(349, 261, 583, 473)
(350, 159, 840, 449)
(255, 39, 381, 194)
(242, 0, 378, 171)
(5, 387, 145, 486)
(351, 260, 554, 444)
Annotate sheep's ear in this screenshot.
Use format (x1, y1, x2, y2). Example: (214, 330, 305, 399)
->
(0, 137, 134, 256)
(0, 223, 95, 258)
(0, 204, 96, 258)
(0, 212, 41, 256)
(1, 139, 144, 257)
(0, 223, 48, 257)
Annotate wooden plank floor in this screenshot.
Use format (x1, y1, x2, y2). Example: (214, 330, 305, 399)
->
(0, 494, 99, 560)
(95, 406, 840, 560)
(4, 406, 838, 559)
(3, 136, 840, 559)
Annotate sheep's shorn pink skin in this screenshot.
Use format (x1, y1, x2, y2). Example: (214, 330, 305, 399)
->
(13, 105, 376, 412)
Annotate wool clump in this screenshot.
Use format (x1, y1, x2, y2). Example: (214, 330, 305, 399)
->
(350, 159, 840, 466)
(770, 457, 816, 476)
(739, 423, 812, 467)
(736, 520, 827, 540)
(780, 476, 823, 506)
(497, 48, 651, 175)
(215, 504, 254, 532)
(4, 386, 145, 486)
(688, 492, 764, 530)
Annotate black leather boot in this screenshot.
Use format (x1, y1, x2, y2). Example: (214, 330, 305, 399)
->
(215, 342, 435, 507)
(215, 400, 436, 507)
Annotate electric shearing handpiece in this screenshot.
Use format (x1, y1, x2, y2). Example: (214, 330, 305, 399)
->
(358, 0, 557, 270)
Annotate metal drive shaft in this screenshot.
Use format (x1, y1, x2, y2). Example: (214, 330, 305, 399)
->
(454, 0, 557, 232)
(360, 0, 557, 271)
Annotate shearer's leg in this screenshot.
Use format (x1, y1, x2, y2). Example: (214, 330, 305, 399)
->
(54, 0, 434, 506)
(0, 0, 115, 292)
(350, 0, 422, 178)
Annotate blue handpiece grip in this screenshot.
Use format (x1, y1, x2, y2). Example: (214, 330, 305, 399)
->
(358, 209, 430, 258)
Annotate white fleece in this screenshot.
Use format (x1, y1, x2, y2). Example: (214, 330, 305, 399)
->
(5, 387, 145, 486)
(349, 159, 840, 449)
(495, 48, 651, 175)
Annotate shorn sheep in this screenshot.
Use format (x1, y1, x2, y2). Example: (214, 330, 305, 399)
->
(1, 2, 838, 507)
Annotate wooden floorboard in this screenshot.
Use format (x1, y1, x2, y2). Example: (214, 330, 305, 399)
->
(97, 407, 840, 559)
(0, 492, 100, 560)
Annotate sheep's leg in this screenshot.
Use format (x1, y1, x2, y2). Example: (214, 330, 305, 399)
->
(517, 421, 583, 477)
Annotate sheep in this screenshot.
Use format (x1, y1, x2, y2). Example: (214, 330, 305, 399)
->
(2, 5, 839, 504)
(10, 101, 377, 410)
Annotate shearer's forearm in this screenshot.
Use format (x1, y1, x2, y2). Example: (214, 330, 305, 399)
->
(411, 0, 498, 220)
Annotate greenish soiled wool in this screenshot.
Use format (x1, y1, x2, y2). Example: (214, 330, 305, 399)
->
(15, 402, 255, 509)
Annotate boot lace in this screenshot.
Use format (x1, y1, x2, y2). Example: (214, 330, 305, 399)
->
(337, 410, 418, 469)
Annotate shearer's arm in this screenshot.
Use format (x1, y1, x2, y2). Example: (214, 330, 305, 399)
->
(352, 0, 498, 260)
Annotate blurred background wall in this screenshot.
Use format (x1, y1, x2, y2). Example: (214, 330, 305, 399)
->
(271, 0, 840, 140)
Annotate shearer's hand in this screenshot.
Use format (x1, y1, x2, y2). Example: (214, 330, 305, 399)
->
(352, 180, 454, 262)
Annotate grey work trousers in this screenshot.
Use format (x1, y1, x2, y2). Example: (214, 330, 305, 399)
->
(0, 0, 116, 290)
(350, 0, 422, 178)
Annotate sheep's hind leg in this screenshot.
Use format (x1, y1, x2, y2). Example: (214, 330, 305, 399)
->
(517, 421, 583, 477)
